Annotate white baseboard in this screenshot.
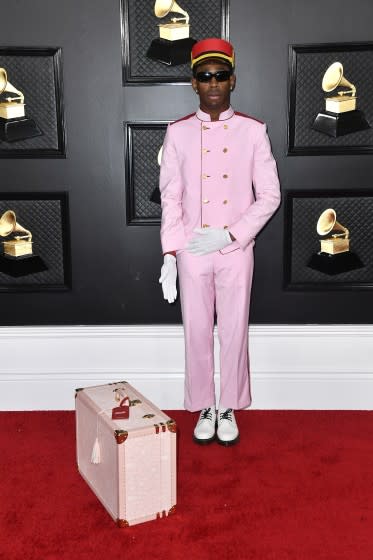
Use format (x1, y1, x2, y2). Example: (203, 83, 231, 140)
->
(0, 325, 372, 410)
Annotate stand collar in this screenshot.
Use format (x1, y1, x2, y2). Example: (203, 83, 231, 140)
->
(196, 106, 234, 122)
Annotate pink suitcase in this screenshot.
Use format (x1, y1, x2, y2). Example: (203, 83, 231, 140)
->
(75, 381, 177, 527)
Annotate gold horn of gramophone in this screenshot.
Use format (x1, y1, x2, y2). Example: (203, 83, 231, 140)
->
(155, 0, 189, 25)
(316, 208, 349, 255)
(0, 210, 33, 258)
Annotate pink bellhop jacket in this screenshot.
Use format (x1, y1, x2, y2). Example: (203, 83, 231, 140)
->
(160, 106, 281, 412)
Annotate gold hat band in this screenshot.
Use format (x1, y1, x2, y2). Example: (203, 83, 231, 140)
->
(191, 52, 234, 68)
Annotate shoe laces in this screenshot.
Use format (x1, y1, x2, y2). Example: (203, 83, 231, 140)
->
(200, 407, 213, 421)
(219, 408, 233, 422)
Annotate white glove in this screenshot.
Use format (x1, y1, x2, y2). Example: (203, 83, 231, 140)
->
(159, 254, 177, 303)
(186, 228, 232, 256)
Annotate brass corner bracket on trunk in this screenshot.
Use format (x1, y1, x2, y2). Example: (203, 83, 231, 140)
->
(167, 419, 177, 433)
(114, 430, 128, 444)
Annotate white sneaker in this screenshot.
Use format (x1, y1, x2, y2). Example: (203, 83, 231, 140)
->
(217, 408, 239, 446)
(193, 407, 217, 444)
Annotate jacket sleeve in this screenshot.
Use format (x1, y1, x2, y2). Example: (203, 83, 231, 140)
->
(159, 124, 186, 254)
(228, 123, 281, 250)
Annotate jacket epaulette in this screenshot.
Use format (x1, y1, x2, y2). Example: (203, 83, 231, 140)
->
(170, 113, 196, 126)
(234, 111, 264, 124)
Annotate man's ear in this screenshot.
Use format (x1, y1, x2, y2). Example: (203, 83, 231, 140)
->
(191, 76, 198, 92)
(230, 73, 236, 91)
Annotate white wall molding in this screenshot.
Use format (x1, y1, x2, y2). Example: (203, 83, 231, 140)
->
(1, 324, 372, 410)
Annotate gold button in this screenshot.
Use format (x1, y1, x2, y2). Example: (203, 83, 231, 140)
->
(224, 124, 228, 129)
(223, 174, 228, 179)
(223, 225, 228, 229)
(223, 147, 228, 153)
(202, 174, 210, 179)
(202, 224, 210, 228)
(202, 125, 210, 130)
(202, 148, 210, 154)
(223, 200, 228, 204)
(202, 199, 209, 204)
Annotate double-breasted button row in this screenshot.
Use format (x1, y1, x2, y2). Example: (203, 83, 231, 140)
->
(202, 173, 229, 179)
(202, 147, 228, 153)
(202, 124, 229, 130)
(201, 199, 229, 204)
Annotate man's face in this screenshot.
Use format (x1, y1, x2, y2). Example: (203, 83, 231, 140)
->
(191, 60, 236, 115)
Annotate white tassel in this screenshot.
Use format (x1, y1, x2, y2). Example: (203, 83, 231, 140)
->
(91, 437, 101, 464)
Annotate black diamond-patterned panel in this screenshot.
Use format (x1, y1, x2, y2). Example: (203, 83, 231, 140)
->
(0, 51, 62, 152)
(288, 195, 373, 286)
(0, 198, 68, 287)
(291, 48, 373, 148)
(124, 0, 226, 81)
(130, 125, 168, 221)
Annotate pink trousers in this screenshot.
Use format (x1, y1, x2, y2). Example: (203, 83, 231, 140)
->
(177, 244, 254, 412)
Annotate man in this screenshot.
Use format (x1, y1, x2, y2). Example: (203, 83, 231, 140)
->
(159, 38, 280, 446)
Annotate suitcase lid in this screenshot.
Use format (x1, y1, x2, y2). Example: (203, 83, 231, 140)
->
(76, 381, 176, 437)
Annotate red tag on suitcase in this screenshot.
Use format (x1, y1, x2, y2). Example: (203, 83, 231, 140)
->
(112, 396, 130, 420)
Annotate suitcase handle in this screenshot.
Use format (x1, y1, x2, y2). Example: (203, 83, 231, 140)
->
(112, 396, 130, 420)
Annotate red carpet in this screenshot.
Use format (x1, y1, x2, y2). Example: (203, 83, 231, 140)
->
(1, 410, 373, 559)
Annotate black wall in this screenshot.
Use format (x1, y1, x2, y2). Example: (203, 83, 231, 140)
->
(1, 0, 373, 325)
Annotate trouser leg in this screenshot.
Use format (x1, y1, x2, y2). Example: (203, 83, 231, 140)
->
(177, 251, 215, 412)
(214, 246, 254, 410)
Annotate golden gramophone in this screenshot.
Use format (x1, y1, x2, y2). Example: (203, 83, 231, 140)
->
(317, 208, 349, 255)
(0, 67, 42, 142)
(0, 68, 25, 117)
(156, 0, 190, 41)
(313, 62, 370, 137)
(146, 0, 196, 66)
(0, 210, 33, 258)
(307, 208, 363, 275)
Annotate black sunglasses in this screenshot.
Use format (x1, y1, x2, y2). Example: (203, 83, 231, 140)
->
(195, 70, 232, 83)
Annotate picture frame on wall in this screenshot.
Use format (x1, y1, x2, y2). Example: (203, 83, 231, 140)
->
(0, 192, 71, 292)
(124, 121, 169, 225)
(121, 0, 230, 85)
(0, 47, 66, 158)
(287, 42, 373, 155)
(284, 190, 373, 291)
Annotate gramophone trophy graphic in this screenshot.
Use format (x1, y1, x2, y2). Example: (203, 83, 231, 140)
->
(312, 62, 370, 137)
(146, 0, 196, 66)
(0, 67, 42, 142)
(0, 210, 47, 277)
(307, 208, 363, 275)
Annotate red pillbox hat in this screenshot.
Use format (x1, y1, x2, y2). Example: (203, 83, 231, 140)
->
(191, 38, 235, 69)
